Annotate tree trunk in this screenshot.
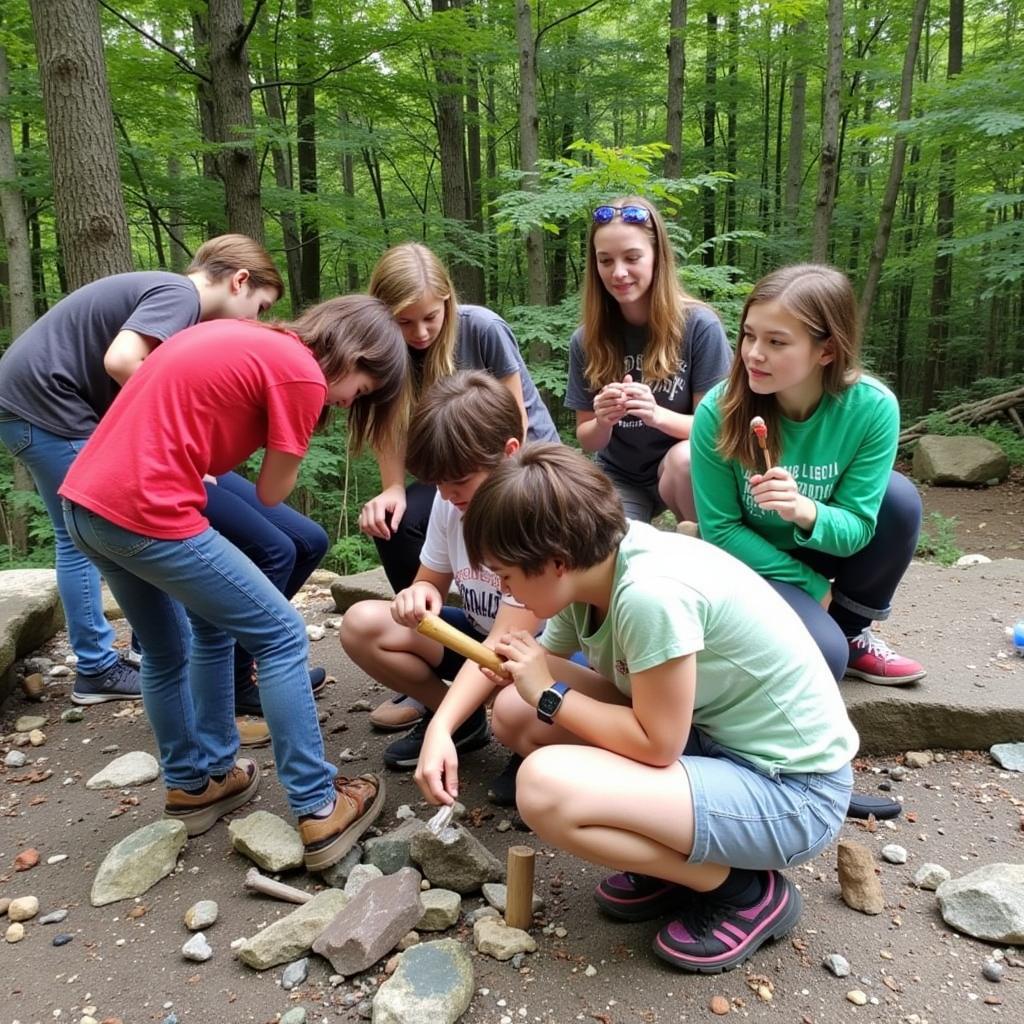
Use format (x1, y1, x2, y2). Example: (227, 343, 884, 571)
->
(783, 19, 808, 227)
(296, 0, 319, 307)
(199, 0, 264, 242)
(921, 0, 964, 411)
(725, 9, 738, 266)
(811, 0, 843, 262)
(664, 0, 688, 179)
(28, 0, 132, 289)
(702, 11, 717, 267)
(339, 111, 360, 292)
(548, 24, 580, 304)
(516, 0, 546, 305)
(858, 0, 927, 329)
(190, 12, 226, 236)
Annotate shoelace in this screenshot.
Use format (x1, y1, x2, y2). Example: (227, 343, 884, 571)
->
(853, 629, 896, 662)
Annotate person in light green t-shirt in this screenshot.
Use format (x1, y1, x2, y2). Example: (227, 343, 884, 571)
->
(691, 263, 926, 689)
(413, 444, 857, 975)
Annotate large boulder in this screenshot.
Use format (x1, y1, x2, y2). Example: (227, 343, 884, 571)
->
(912, 435, 1010, 486)
(330, 567, 394, 612)
(937, 863, 1024, 943)
(0, 569, 64, 707)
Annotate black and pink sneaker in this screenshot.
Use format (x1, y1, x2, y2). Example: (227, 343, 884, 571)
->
(594, 872, 689, 922)
(653, 870, 802, 973)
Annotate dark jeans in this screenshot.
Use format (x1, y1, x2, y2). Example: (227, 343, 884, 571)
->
(204, 471, 329, 684)
(768, 472, 922, 681)
(373, 482, 437, 593)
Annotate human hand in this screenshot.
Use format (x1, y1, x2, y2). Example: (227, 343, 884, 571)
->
(593, 381, 628, 428)
(748, 468, 815, 526)
(390, 582, 443, 628)
(414, 725, 459, 805)
(492, 630, 554, 707)
(359, 484, 407, 539)
(621, 377, 660, 427)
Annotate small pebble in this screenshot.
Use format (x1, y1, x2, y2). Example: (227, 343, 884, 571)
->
(282, 957, 309, 990)
(878, 781, 891, 791)
(511, 953, 525, 969)
(5, 922, 25, 943)
(824, 953, 851, 977)
(61, 708, 85, 723)
(181, 932, 212, 962)
(846, 990, 868, 1005)
(49, 664, 72, 677)
(183, 900, 218, 931)
(46, 854, 68, 865)
(280, 1009, 307, 1024)
(348, 700, 373, 712)
(584, 964, 598, 977)
(356, 1000, 373, 1020)
(881, 844, 907, 865)
(4, 750, 27, 768)
(710, 995, 730, 1016)
(28, 729, 45, 746)
(983, 961, 1005, 983)
(395, 804, 415, 820)
(161, 1014, 179, 1024)
(52, 932, 74, 946)
(306, 624, 325, 641)
(889, 766, 907, 781)
(39, 910, 69, 925)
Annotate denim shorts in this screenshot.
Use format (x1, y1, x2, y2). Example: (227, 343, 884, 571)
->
(681, 728, 852, 871)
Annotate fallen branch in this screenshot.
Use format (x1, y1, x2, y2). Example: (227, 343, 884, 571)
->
(898, 386, 1024, 446)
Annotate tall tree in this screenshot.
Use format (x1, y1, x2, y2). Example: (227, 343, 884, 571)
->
(921, 0, 965, 410)
(859, 0, 928, 328)
(296, 0, 320, 306)
(28, 0, 132, 288)
(811, 0, 843, 261)
(783, 18, 808, 228)
(663, 0, 687, 179)
(702, 10, 717, 266)
(517, 0, 546, 305)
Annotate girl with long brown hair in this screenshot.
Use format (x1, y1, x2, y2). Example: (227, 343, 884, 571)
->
(567, 197, 731, 526)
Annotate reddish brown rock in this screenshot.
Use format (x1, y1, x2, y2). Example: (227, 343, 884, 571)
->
(837, 840, 885, 915)
(14, 848, 40, 872)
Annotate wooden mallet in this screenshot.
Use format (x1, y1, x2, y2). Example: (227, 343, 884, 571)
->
(415, 613, 509, 677)
(750, 415, 772, 472)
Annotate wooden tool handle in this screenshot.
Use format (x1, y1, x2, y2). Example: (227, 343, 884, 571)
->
(505, 845, 536, 930)
(416, 613, 507, 676)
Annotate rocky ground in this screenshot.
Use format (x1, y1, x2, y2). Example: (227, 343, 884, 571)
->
(1, 476, 1023, 1024)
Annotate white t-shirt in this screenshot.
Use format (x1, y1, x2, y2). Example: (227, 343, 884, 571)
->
(419, 493, 524, 635)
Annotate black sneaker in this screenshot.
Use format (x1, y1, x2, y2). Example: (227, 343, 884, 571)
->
(234, 666, 327, 717)
(383, 708, 490, 770)
(487, 753, 523, 807)
(71, 659, 142, 705)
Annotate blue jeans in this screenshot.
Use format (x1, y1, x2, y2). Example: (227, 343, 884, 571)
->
(63, 499, 337, 815)
(0, 412, 117, 674)
(205, 472, 329, 682)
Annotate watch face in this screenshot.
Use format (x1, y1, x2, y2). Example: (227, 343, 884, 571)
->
(538, 689, 562, 718)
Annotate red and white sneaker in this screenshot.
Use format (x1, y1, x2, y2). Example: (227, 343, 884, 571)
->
(846, 628, 926, 686)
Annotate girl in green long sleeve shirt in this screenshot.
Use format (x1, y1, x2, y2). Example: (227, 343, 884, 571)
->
(691, 264, 926, 688)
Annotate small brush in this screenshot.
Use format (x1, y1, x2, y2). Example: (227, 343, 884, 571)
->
(750, 416, 772, 472)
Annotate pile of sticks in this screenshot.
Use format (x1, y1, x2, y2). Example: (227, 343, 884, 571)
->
(898, 386, 1024, 446)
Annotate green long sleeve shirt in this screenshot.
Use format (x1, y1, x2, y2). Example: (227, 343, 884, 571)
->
(690, 376, 900, 602)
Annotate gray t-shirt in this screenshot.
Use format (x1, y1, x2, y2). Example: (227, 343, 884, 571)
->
(455, 305, 559, 443)
(0, 271, 202, 438)
(566, 304, 731, 486)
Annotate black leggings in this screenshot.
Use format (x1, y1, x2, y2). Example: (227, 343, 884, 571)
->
(373, 482, 437, 593)
(768, 472, 922, 680)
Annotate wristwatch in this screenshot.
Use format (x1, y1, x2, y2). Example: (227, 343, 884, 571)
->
(536, 681, 570, 724)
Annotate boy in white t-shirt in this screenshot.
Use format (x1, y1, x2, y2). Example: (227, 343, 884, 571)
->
(340, 371, 538, 791)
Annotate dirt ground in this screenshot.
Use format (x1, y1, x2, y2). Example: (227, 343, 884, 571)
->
(1, 477, 1023, 1024)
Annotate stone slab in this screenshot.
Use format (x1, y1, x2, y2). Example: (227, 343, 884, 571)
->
(0, 569, 64, 708)
(841, 559, 1024, 753)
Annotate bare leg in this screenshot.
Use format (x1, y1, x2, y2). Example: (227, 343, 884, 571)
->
(516, 744, 728, 892)
(657, 440, 697, 523)
(339, 600, 448, 711)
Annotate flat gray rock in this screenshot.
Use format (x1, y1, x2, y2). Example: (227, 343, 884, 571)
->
(990, 742, 1024, 771)
(372, 939, 474, 1024)
(228, 811, 304, 872)
(319, 843, 362, 889)
(409, 824, 503, 895)
(330, 567, 393, 612)
(913, 435, 1010, 486)
(344, 862, 383, 896)
(91, 820, 187, 907)
(363, 820, 428, 875)
(237, 889, 348, 970)
(312, 867, 424, 977)
(937, 863, 1024, 943)
(481, 882, 544, 916)
(473, 917, 537, 960)
(0, 569, 63, 707)
(86, 751, 160, 789)
(417, 889, 461, 931)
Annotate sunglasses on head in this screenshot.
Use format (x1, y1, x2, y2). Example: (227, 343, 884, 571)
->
(592, 205, 652, 225)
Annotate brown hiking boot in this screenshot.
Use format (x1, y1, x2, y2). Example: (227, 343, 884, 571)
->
(299, 773, 386, 871)
(164, 759, 260, 837)
(236, 716, 271, 748)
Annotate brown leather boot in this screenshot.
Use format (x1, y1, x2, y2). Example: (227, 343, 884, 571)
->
(164, 759, 260, 837)
(299, 773, 386, 871)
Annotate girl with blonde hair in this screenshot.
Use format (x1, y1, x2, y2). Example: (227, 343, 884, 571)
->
(567, 197, 731, 525)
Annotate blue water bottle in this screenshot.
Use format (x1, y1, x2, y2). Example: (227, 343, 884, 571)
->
(1014, 621, 1024, 657)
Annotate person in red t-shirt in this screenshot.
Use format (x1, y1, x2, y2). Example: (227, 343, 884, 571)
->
(60, 295, 409, 871)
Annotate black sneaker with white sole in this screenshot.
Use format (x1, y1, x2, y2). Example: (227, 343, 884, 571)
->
(383, 707, 490, 770)
(71, 659, 142, 705)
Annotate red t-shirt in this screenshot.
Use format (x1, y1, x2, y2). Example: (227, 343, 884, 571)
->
(60, 320, 327, 540)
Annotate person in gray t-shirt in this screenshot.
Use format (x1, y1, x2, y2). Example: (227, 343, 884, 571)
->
(567, 197, 731, 525)
(0, 237, 281, 703)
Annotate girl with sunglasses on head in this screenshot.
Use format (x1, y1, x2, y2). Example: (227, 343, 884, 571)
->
(567, 197, 732, 528)
(59, 296, 408, 870)
(359, 243, 559, 734)
(690, 263, 926, 694)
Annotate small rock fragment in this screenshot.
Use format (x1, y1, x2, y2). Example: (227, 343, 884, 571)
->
(184, 900, 219, 931)
(7, 896, 40, 922)
(846, 990, 868, 1005)
(837, 840, 884, 915)
(881, 844, 908, 865)
(14, 848, 40, 871)
(473, 917, 536, 961)
(182, 932, 212, 961)
(904, 750, 933, 769)
(983, 961, 1005, 982)
(709, 995, 730, 1015)
(52, 932, 73, 946)
(5, 922, 25, 943)
(914, 863, 951, 890)
(39, 910, 68, 925)
(281, 957, 309, 990)
(824, 953, 851, 977)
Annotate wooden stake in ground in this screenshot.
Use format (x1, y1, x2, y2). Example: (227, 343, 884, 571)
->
(505, 845, 536, 930)
(751, 416, 772, 472)
(416, 613, 509, 677)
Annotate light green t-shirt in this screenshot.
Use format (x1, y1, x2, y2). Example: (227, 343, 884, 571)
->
(540, 522, 859, 775)
(690, 376, 900, 602)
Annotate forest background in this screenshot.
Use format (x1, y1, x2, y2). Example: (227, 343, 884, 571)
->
(0, 0, 1021, 574)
